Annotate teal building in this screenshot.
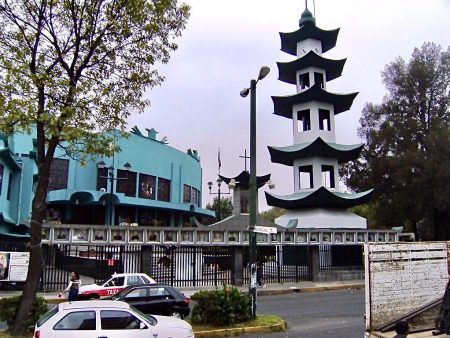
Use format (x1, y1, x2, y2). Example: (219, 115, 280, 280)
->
(0, 126, 214, 238)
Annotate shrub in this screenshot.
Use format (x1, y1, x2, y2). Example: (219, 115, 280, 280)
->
(0, 296, 48, 331)
(191, 284, 251, 326)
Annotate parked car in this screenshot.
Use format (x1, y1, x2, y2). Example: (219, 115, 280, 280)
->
(107, 284, 191, 318)
(34, 300, 194, 338)
(78, 273, 156, 299)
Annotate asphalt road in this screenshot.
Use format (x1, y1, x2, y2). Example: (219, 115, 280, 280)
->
(243, 288, 365, 338)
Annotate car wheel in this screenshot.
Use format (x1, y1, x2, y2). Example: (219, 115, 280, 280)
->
(88, 294, 100, 300)
(170, 311, 183, 319)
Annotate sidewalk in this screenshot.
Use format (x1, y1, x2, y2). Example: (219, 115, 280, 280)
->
(0, 279, 366, 301)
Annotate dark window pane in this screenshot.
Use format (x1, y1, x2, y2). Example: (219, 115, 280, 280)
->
(6, 172, 12, 200)
(157, 178, 170, 202)
(0, 164, 3, 195)
(183, 185, 191, 203)
(97, 167, 108, 191)
(139, 174, 156, 199)
(314, 72, 324, 88)
(48, 158, 69, 191)
(321, 165, 335, 188)
(116, 170, 137, 197)
(192, 188, 199, 206)
(319, 109, 331, 131)
(138, 209, 156, 226)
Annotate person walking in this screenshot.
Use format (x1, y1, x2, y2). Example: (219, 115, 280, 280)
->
(65, 271, 81, 302)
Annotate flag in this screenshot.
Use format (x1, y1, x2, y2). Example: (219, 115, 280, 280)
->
(218, 148, 221, 169)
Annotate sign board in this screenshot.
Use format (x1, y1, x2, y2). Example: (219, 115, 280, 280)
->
(253, 226, 277, 234)
(0, 252, 30, 282)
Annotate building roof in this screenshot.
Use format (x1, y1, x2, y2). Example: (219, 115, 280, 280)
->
(265, 187, 374, 209)
(280, 21, 340, 56)
(219, 171, 271, 189)
(277, 51, 346, 84)
(268, 138, 364, 166)
(0, 149, 21, 171)
(272, 83, 358, 118)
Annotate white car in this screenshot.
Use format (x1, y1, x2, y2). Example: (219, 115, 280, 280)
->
(79, 273, 156, 299)
(34, 300, 194, 338)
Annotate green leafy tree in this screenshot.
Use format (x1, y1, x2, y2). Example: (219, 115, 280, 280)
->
(260, 207, 285, 223)
(206, 196, 233, 223)
(0, 0, 189, 334)
(341, 42, 450, 240)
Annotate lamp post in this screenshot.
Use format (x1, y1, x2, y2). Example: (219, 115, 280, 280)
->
(207, 178, 231, 222)
(240, 65, 270, 318)
(98, 161, 132, 225)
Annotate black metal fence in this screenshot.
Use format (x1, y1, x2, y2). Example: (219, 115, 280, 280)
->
(0, 242, 364, 291)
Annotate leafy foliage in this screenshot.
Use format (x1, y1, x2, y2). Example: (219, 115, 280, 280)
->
(0, 296, 48, 331)
(0, 0, 190, 334)
(191, 284, 251, 325)
(260, 207, 286, 223)
(206, 196, 233, 223)
(341, 42, 450, 239)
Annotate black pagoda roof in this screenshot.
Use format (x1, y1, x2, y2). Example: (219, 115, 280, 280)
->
(265, 187, 374, 209)
(219, 171, 271, 190)
(277, 51, 346, 84)
(272, 83, 358, 119)
(280, 22, 340, 56)
(268, 138, 364, 166)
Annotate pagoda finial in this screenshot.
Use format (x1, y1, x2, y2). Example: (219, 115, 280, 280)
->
(305, 0, 308, 9)
(299, 4, 315, 27)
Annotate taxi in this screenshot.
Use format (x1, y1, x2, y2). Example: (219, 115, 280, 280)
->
(78, 273, 156, 299)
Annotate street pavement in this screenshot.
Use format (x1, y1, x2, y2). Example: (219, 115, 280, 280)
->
(0, 279, 444, 337)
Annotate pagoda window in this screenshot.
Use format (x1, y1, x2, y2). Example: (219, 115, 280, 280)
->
(314, 72, 324, 88)
(299, 165, 313, 189)
(299, 72, 310, 89)
(321, 165, 335, 188)
(319, 109, 331, 131)
(297, 110, 311, 131)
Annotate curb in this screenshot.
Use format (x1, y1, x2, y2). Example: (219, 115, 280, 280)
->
(194, 320, 287, 337)
(256, 282, 365, 296)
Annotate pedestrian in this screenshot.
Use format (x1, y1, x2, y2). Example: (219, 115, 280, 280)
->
(433, 280, 450, 335)
(257, 263, 265, 288)
(393, 320, 409, 338)
(65, 271, 81, 302)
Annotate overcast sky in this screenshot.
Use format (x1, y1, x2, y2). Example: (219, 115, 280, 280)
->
(127, 0, 450, 211)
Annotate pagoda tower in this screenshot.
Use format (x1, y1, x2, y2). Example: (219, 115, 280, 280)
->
(265, 6, 373, 229)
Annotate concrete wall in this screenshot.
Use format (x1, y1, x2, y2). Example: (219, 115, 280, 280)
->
(365, 242, 449, 331)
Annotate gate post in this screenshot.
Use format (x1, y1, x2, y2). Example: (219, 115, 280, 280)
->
(232, 246, 244, 286)
(141, 246, 153, 277)
(309, 245, 320, 282)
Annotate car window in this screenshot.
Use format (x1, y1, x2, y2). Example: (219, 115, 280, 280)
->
(53, 311, 96, 330)
(127, 275, 143, 285)
(141, 275, 152, 284)
(108, 277, 125, 287)
(37, 306, 59, 327)
(149, 287, 170, 297)
(124, 288, 147, 299)
(101, 310, 146, 330)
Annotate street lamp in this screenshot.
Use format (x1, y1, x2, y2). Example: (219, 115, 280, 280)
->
(207, 177, 231, 222)
(240, 65, 270, 318)
(98, 161, 132, 225)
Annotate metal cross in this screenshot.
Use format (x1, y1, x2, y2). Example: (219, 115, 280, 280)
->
(239, 149, 250, 172)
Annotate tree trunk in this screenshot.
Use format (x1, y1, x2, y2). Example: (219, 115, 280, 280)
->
(10, 131, 56, 336)
(10, 179, 47, 336)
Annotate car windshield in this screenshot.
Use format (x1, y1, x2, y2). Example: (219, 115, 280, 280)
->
(96, 277, 110, 286)
(37, 305, 58, 327)
(130, 306, 156, 326)
(109, 287, 130, 300)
